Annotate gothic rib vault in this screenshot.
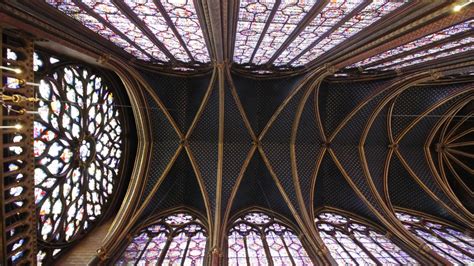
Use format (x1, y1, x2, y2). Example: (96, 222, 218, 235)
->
(0, 0, 473, 265)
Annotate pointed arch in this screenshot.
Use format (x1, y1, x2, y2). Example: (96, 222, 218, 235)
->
(315, 208, 418, 265)
(395, 209, 474, 265)
(113, 208, 209, 265)
(226, 208, 314, 265)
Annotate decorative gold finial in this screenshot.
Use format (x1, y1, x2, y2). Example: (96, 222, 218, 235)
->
(97, 54, 111, 64)
(430, 70, 442, 80)
(324, 64, 337, 75)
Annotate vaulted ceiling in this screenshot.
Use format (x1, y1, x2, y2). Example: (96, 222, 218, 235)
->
(1, 0, 472, 263)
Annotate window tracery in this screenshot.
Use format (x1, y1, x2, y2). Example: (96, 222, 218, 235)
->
(396, 211, 474, 265)
(81, 0, 169, 62)
(315, 211, 417, 265)
(227, 211, 312, 265)
(292, 0, 407, 66)
(233, 0, 408, 68)
(46, 1, 150, 61)
(351, 19, 474, 69)
(33, 52, 125, 263)
(378, 44, 474, 70)
(274, 0, 363, 66)
(116, 212, 207, 265)
(251, 0, 317, 65)
(160, 0, 210, 63)
(46, 0, 210, 65)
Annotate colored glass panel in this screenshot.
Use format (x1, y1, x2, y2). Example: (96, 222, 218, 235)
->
(293, 0, 407, 66)
(275, 0, 363, 66)
(368, 37, 474, 70)
(161, 0, 210, 62)
(252, 0, 318, 65)
(123, 1, 191, 62)
(351, 19, 474, 68)
(234, 0, 278, 64)
(316, 212, 417, 265)
(81, 0, 168, 61)
(46, 1, 149, 60)
(396, 212, 474, 264)
(117, 213, 207, 265)
(34, 57, 124, 263)
(47, 0, 210, 64)
(381, 43, 474, 70)
(228, 211, 312, 265)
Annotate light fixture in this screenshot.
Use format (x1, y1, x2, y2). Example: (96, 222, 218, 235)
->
(453, 0, 473, 12)
(0, 123, 22, 130)
(25, 81, 42, 87)
(0, 66, 22, 74)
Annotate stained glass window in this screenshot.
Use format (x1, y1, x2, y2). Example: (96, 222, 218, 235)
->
(233, 0, 278, 65)
(34, 54, 124, 263)
(379, 43, 474, 70)
(291, 0, 407, 66)
(81, 0, 169, 61)
(160, 0, 210, 63)
(228, 211, 313, 265)
(46, 0, 210, 65)
(116, 213, 207, 265)
(46, 1, 150, 61)
(233, 0, 407, 67)
(274, 0, 364, 66)
(251, 0, 318, 65)
(396, 212, 474, 264)
(316, 211, 417, 265)
(350, 20, 474, 69)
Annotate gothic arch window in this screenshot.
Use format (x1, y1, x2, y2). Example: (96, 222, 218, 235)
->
(116, 212, 207, 265)
(33, 52, 127, 263)
(396, 211, 474, 264)
(315, 211, 417, 265)
(227, 211, 312, 265)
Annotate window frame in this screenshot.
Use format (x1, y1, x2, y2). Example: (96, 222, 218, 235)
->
(314, 207, 419, 265)
(113, 208, 210, 265)
(226, 207, 315, 265)
(395, 208, 474, 265)
(33, 48, 136, 263)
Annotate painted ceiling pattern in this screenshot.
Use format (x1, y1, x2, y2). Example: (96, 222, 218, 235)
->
(45, 0, 472, 72)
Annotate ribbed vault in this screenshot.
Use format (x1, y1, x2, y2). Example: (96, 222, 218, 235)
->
(0, 1, 472, 265)
(96, 66, 473, 265)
